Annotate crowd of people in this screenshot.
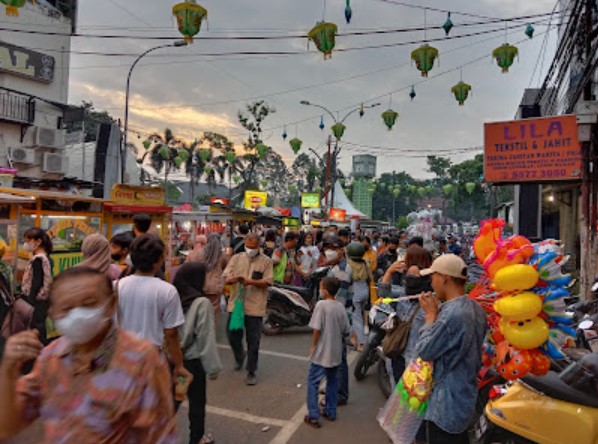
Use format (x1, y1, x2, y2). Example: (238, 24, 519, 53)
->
(0, 218, 486, 444)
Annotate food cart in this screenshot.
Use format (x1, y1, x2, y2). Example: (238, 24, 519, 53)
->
(0, 187, 104, 276)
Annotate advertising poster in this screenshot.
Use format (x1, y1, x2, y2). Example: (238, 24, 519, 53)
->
(244, 190, 267, 210)
(301, 192, 321, 208)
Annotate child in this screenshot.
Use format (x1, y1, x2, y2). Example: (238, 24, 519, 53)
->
(304, 277, 351, 428)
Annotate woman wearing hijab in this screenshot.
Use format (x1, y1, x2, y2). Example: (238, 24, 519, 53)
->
(191, 234, 228, 322)
(78, 234, 121, 281)
(173, 262, 222, 444)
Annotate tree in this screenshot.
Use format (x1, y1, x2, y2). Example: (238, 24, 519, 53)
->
(254, 150, 290, 207)
(291, 153, 320, 193)
(426, 155, 452, 181)
(69, 101, 116, 143)
(140, 128, 186, 187)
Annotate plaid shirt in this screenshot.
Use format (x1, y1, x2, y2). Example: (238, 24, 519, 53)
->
(16, 326, 178, 444)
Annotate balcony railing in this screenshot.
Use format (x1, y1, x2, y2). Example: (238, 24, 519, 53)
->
(0, 91, 34, 125)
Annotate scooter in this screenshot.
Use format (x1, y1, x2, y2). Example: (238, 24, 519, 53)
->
(262, 267, 329, 335)
(476, 353, 598, 444)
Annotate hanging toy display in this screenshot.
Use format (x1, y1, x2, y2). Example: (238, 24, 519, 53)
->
(470, 219, 576, 381)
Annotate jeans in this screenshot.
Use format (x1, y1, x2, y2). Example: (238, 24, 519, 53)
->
(351, 299, 366, 346)
(426, 421, 468, 444)
(338, 345, 349, 403)
(227, 314, 262, 374)
(185, 359, 207, 444)
(307, 363, 339, 420)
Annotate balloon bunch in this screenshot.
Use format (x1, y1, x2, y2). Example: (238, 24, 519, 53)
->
(406, 210, 438, 249)
(472, 219, 575, 380)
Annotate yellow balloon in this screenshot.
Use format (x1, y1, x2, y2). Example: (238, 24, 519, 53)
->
(502, 317, 549, 349)
(409, 397, 421, 411)
(494, 292, 543, 322)
(493, 264, 539, 292)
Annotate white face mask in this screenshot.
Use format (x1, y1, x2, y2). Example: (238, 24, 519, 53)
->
(246, 248, 259, 258)
(325, 250, 339, 261)
(22, 242, 35, 253)
(55, 304, 109, 345)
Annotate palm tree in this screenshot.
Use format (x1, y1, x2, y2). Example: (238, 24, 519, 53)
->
(139, 128, 186, 186)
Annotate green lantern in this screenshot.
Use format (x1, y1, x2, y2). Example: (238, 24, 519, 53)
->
(0, 0, 26, 16)
(174, 156, 184, 168)
(451, 81, 472, 106)
(289, 138, 303, 154)
(442, 184, 454, 195)
(368, 186, 376, 194)
(172, 0, 208, 43)
(418, 187, 427, 197)
(232, 175, 241, 184)
(465, 182, 476, 194)
(308, 21, 338, 60)
(492, 43, 518, 73)
(392, 188, 401, 198)
(331, 123, 346, 141)
(178, 150, 190, 162)
(525, 23, 535, 39)
(199, 149, 211, 162)
(381, 109, 399, 130)
(409, 185, 418, 193)
(204, 166, 213, 176)
(443, 13, 454, 36)
(225, 150, 236, 164)
(411, 44, 439, 77)
(378, 183, 386, 191)
(256, 143, 269, 158)
(260, 180, 268, 189)
(425, 185, 434, 194)
(343, 188, 351, 196)
(159, 146, 170, 160)
(143, 140, 152, 150)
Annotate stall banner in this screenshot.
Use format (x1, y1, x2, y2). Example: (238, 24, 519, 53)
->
(329, 208, 347, 222)
(484, 115, 582, 183)
(46, 219, 97, 239)
(283, 217, 301, 227)
(110, 185, 165, 205)
(51, 252, 83, 275)
(244, 191, 267, 210)
(210, 197, 231, 206)
(301, 192, 321, 208)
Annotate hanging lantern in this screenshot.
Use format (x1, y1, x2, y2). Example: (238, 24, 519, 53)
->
(451, 81, 472, 106)
(345, 0, 352, 24)
(409, 185, 418, 193)
(411, 44, 439, 77)
(289, 138, 303, 154)
(359, 103, 365, 118)
(256, 143, 269, 158)
(178, 150, 190, 162)
(172, 0, 208, 44)
(204, 166, 213, 176)
(282, 126, 288, 140)
(233, 175, 241, 184)
(260, 180, 268, 189)
(159, 146, 170, 160)
(443, 13, 454, 36)
(378, 183, 386, 190)
(142, 140, 152, 150)
(307, 21, 338, 60)
(442, 184, 454, 195)
(319, 116, 325, 130)
(393, 188, 401, 198)
(343, 187, 351, 196)
(381, 109, 399, 130)
(525, 23, 535, 39)
(199, 148, 211, 162)
(466, 182, 476, 194)
(0, 0, 26, 16)
(409, 85, 416, 101)
(331, 123, 346, 141)
(418, 187, 427, 197)
(492, 43, 518, 73)
(425, 185, 434, 194)
(174, 156, 184, 168)
(393, 185, 401, 193)
(225, 151, 236, 164)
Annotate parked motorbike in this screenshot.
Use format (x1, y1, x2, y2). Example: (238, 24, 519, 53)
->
(262, 267, 329, 335)
(476, 353, 598, 444)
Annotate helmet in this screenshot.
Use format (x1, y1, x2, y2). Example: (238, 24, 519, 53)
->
(347, 242, 365, 260)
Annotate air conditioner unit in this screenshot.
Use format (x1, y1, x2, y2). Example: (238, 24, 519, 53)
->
(9, 147, 36, 164)
(33, 127, 66, 149)
(43, 153, 68, 174)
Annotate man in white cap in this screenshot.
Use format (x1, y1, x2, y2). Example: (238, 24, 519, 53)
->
(415, 254, 487, 444)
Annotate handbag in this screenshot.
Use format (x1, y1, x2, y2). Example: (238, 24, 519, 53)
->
(228, 284, 245, 331)
(1, 293, 34, 338)
(382, 305, 419, 359)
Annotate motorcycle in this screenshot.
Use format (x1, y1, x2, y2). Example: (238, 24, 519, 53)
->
(476, 353, 598, 444)
(262, 267, 329, 335)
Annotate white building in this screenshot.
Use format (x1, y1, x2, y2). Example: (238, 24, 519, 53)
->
(0, 0, 78, 180)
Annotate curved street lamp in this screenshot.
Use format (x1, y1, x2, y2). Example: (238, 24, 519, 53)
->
(122, 41, 188, 182)
(300, 100, 380, 209)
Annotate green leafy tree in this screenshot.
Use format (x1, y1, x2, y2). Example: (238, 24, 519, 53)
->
(291, 153, 321, 193)
(140, 128, 185, 187)
(69, 101, 116, 143)
(254, 150, 290, 206)
(426, 155, 452, 181)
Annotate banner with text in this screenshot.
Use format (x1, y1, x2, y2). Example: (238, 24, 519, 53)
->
(244, 190, 267, 210)
(484, 115, 582, 183)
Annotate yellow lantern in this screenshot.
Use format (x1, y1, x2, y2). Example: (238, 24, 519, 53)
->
(172, 0, 208, 43)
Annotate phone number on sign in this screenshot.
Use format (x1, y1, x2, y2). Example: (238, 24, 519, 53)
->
(511, 169, 568, 180)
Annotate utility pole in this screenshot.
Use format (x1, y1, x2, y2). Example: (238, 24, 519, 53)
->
(325, 135, 332, 210)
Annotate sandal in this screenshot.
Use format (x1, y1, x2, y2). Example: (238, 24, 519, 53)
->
(303, 415, 321, 429)
(199, 433, 215, 444)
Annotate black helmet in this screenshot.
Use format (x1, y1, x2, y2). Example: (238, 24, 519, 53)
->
(347, 241, 365, 260)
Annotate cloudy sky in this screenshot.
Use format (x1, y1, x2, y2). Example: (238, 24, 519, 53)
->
(68, 0, 558, 179)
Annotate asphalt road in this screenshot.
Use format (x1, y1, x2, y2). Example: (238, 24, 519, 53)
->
(4, 321, 391, 444)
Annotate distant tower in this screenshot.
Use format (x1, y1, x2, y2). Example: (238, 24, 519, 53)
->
(351, 155, 377, 218)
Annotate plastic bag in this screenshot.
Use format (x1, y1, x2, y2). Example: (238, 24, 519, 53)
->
(228, 284, 245, 331)
(378, 358, 434, 444)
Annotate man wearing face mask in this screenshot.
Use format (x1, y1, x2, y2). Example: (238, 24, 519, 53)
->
(376, 236, 400, 282)
(0, 267, 178, 443)
(223, 233, 273, 386)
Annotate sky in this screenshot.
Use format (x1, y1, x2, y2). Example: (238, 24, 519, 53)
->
(68, 0, 559, 179)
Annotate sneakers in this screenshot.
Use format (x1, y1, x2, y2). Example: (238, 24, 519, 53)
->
(246, 372, 258, 386)
(234, 350, 247, 371)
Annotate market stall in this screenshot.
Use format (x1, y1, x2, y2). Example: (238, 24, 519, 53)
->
(0, 187, 104, 276)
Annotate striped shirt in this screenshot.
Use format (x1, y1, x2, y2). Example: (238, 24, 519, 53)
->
(16, 326, 178, 443)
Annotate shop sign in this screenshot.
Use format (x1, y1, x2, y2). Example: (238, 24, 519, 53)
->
(46, 219, 97, 239)
(244, 190, 267, 210)
(484, 115, 583, 183)
(329, 208, 347, 222)
(210, 197, 231, 206)
(0, 41, 54, 83)
(301, 192, 321, 208)
(51, 252, 83, 275)
(283, 217, 301, 227)
(110, 185, 165, 206)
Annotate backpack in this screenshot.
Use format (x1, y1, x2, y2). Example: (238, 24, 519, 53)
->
(381, 306, 419, 359)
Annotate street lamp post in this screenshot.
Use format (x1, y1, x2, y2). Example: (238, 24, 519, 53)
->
(122, 41, 188, 182)
(300, 100, 380, 210)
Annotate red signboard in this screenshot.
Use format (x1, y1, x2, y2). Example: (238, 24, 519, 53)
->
(210, 197, 231, 206)
(329, 208, 347, 222)
(484, 115, 583, 183)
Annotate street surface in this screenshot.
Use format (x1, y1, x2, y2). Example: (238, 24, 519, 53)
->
(4, 321, 390, 444)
